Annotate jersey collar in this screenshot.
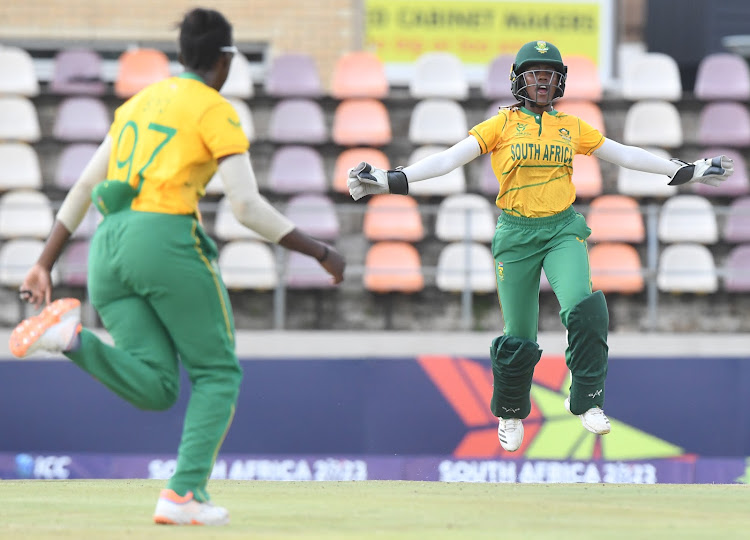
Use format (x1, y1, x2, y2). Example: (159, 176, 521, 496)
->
(520, 106, 558, 117)
(178, 71, 206, 84)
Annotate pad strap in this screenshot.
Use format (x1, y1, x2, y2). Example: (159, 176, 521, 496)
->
(386, 169, 409, 195)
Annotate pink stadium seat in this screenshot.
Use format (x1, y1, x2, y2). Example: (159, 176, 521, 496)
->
(54, 143, 98, 189)
(694, 53, 750, 101)
(482, 54, 514, 100)
(724, 244, 750, 292)
(59, 240, 90, 286)
(285, 250, 336, 289)
(697, 102, 750, 147)
(283, 194, 340, 241)
(723, 197, 750, 243)
(692, 148, 749, 198)
(53, 97, 110, 142)
(264, 53, 322, 98)
(268, 99, 327, 144)
(50, 49, 106, 96)
(267, 146, 326, 194)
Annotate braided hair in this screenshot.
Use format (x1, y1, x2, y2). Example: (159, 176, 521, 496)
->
(178, 8, 233, 71)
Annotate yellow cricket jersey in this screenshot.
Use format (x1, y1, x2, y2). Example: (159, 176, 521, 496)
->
(470, 106, 605, 218)
(106, 72, 249, 215)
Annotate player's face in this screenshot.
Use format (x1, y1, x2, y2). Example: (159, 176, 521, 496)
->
(522, 63, 560, 105)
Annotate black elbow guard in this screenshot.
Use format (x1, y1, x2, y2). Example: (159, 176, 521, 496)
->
(386, 169, 409, 195)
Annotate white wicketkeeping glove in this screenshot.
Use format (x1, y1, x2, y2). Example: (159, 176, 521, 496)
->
(668, 155, 734, 186)
(347, 162, 409, 201)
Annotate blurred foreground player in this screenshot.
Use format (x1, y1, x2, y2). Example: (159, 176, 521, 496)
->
(348, 40, 732, 452)
(9, 7, 344, 526)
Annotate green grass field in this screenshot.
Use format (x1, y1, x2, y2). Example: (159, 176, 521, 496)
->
(1, 480, 749, 539)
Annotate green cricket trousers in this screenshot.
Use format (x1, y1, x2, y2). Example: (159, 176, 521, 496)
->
(490, 205, 609, 418)
(65, 209, 242, 502)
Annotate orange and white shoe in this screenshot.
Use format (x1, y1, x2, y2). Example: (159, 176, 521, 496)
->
(153, 489, 229, 526)
(9, 298, 81, 358)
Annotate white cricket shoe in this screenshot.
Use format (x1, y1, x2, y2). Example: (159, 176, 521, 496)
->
(153, 489, 229, 526)
(9, 298, 81, 358)
(565, 397, 611, 435)
(497, 417, 524, 452)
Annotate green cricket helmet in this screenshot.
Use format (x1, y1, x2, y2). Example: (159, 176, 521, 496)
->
(510, 40, 568, 103)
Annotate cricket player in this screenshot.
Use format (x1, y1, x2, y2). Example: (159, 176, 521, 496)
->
(348, 40, 732, 452)
(9, 7, 344, 526)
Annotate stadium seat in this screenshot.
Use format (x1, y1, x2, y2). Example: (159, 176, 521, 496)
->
(410, 52, 469, 100)
(363, 194, 424, 242)
(694, 53, 750, 101)
(587, 195, 645, 243)
(213, 197, 265, 241)
(560, 55, 602, 102)
(479, 155, 500, 197)
(53, 97, 110, 142)
(408, 99, 468, 145)
(50, 48, 106, 96)
(332, 98, 391, 147)
(219, 240, 277, 290)
(657, 243, 718, 293)
(588, 242, 644, 294)
(264, 53, 322, 98)
(435, 194, 496, 243)
(363, 241, 424, 293)
(723, 244, 750, 292)
(268, 99, 327, 144)
(571, 154, 603, 199)
(723, 197, 750, 243)
(658, 195, 718, 244)
(0, 190, 54, 239)
(692, 148, 749, 198)
(58, 240, 90, 287)
(0, 46, 39, 97)
(697, 102, 750, 147)
(284, 250, 336, 289)
(332, 147, 390, 194)
(622, 101, 683, 148)
(556, 100, 606, 135)
(0, 143, 42, 191)
(114, 48, 171, 99)
(267, 145, 326, 194)
(283, 194, 340, 241)
(622, 52, 682, 101)
(221, 51, 254, 99)
(482, 54, 515, 101)
(616, 42, 647, 82)
(407, 146, 466, 196)
(435, 241, 496, 293)
(0, 96, 40, 142)
(331, 51, 388, 99)
(71, 204, 102, 239)
(54, 143, 98, 189)
(616, 147, 678, 198)
(227, 98, 255, 142)
(0, 239, 58, 288)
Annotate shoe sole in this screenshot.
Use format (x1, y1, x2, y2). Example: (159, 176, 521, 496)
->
(9, 298, 81, 358)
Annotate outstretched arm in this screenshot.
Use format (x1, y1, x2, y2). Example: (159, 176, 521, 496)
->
(593, 138, 733, 186)
(347, 136, 481, 200)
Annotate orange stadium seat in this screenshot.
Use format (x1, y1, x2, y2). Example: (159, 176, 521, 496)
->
(332, 98, 392, 147)
(114, 48, 171, 98)
(331, 51, 388, 99)
(560, 55, 602, 102)
(587, 195, 644, 243)
(589, 242, 644, 294)
(571, 154, 603, 199)
(363, 194, 424, 242)
(556, 100, 606, 135)
(363, 241, 424, 294)
(332, 147, 390, 194)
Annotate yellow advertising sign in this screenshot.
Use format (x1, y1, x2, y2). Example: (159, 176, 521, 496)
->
(365, 0, 604, 67)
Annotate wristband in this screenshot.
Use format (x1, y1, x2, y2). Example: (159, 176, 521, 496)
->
(386, 169, 409, 195)
(317, 245, 330, 263)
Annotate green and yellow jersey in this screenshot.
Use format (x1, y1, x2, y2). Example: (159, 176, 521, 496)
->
(470, 106, 604, 218)
(107, 72, 248, 216)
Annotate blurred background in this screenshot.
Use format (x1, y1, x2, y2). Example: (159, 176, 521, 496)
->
(0, 0, 749, 483)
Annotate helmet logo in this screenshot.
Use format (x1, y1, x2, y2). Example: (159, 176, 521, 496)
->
(535, 41, 549, 54)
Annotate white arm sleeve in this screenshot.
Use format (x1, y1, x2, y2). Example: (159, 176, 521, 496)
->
(218, 153, 295, 243)
(56, 136, 112, 233)
(401, 136, 482, 182)
(593, 138, 680, 176)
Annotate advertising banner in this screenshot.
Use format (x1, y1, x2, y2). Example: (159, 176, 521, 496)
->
(365, 0, 615, 83)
